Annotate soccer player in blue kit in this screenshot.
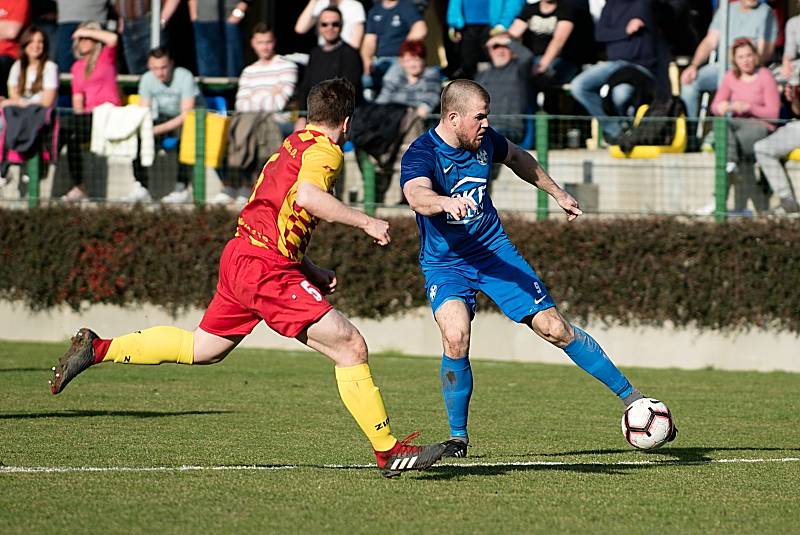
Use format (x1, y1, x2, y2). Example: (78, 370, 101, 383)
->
(400, 80, 676, 457)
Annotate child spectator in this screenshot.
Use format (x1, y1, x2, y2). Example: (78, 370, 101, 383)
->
(375, 40, 440, 116)
(62, 22, 120, 202)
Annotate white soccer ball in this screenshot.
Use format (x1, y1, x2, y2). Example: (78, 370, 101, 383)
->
(621, 398, 675, 450)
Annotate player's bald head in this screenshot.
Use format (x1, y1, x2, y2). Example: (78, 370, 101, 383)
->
(440, 79, 490, 116)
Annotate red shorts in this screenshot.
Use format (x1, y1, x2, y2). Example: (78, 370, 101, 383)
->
(199, 238, 332, 338)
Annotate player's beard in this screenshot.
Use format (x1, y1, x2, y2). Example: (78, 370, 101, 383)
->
(456, 129, 482, 152)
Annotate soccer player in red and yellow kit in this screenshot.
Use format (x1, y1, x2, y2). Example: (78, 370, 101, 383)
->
(49, 79, 445, 477)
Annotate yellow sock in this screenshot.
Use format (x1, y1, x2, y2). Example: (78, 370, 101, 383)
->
(103, 326, 194, 365)
(335, 363, 397, 452)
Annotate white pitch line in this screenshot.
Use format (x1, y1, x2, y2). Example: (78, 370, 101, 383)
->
(1, 457, 799, 474)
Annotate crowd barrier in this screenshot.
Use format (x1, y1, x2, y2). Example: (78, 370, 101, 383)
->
(2, 108, 799, 220)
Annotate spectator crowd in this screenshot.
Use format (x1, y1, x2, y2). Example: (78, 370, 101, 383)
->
(0, 0, 799, 214)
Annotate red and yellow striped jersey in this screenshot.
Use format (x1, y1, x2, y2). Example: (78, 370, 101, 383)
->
(236, 125, 343, 262)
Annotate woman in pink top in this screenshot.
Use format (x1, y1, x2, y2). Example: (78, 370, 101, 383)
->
(711, 37, 780, 213)
(62, 22, 121, 202)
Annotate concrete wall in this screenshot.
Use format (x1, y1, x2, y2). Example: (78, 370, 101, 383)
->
(2, 301, 797, 373)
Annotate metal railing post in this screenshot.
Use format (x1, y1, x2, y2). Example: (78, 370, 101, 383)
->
(713, 116, 728, 221)
(535, 113, 549, 220)
(357, 149, 376, 216)
(27, 154, 40, 209)
(193, 108, 206, 205)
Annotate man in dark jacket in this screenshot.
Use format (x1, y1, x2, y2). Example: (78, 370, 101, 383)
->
(569, 0, 669, 142)
(292, 6, 363, 130)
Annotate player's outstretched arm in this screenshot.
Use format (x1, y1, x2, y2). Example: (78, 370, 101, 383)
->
(296, 182, 391, 245)
(503, 141, 583, 221)
(403, 177, 477, 219)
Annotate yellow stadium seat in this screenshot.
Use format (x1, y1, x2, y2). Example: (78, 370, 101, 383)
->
(179, 110, 230, 168)
(609, 104, 687, 159)
(125, 94, 141, 105)
(787, 148, 800, 161)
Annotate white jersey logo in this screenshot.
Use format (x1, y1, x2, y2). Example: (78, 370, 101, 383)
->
(447, 177, 487, 225)
(476, 148, 488, 166)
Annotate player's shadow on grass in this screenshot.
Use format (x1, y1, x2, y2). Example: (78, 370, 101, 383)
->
(421, 463, 652, 479)
(523, 446, 800, 463)
(0, 409, 233, 420)
(0, 367, 47, 373)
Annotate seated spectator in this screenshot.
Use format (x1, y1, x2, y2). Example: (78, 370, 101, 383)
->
(292, 7, 362, 131)
(375, 40, 440, 116)
(217, 24, 297, 204)
(54, 0, 110, 75)
(780, 2, 800, 85)
(0, 0, 28, 98)
(128, 46, 199, 203)
(361, 0, 427, 98)
(508, 0, 594, 96)
(295, 0, 366, 49)
(754, 82, 800, 214)
(569, 0, 669, 143)
(680, 0, 776, 120)
(4, 26, 58, 108)
(475, 33, 532, 144)
(63, 22, 121, 202)
(712, 38, 779, 213)
(446, 0, 523, 80)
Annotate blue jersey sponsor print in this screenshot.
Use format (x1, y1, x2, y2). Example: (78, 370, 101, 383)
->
(400, 127, 510, 267)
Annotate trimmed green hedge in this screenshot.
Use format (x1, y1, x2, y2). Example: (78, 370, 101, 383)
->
(1, 207, 798, 332)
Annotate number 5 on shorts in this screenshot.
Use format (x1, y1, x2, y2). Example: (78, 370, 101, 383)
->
(301, 280, 323, 302)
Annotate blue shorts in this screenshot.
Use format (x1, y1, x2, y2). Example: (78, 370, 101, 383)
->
(422, 241, 556, 323)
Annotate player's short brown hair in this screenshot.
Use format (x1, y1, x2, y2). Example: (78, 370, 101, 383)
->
(440, 79, 490, 116)
(307, 78, 355, 127)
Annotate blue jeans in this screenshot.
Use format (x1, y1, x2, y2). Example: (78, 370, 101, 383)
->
(679, 62, 722, 118)
(56, 22, 80, 74)
(193, 21, 243, 77)
(122, 16, 164, 75)
(570, 60, 651, 138)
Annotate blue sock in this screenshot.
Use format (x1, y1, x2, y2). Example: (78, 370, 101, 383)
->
(563, 326, 633, 399)
(440, 354, 473, 439)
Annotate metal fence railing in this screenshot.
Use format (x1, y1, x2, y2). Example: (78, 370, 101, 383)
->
(2, 110, 799, 219)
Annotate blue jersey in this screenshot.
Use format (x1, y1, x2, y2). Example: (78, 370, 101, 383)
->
(400, 127, 509, 267)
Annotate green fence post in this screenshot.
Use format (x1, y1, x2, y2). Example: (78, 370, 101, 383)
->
(26, 154, 41, 209)
(193, 107, 206, 205)
(357, 149, 376, 216)
(713, 116, 728, 221)
(535, 113, 549, 220)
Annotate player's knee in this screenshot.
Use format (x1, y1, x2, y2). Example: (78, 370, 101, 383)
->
(532, 311, 572, 347)
(340, 327, 368, 365)
(442, 327, 470, 356)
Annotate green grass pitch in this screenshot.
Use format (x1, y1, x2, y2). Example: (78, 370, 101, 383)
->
(1, 339, 799, 533)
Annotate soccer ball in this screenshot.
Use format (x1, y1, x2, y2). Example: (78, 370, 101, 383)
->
(621, 398, 675, 450)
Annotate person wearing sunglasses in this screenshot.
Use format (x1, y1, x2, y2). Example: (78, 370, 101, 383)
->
(291, 7, 363, 131)
(295, 0, 366, 50)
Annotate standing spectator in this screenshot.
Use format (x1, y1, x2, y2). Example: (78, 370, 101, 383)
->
(54, 1, 110, 74)
(680, 0, 777, 120)
(187, 0, 250, 77)
(361, 0, 427, 98)
(292, 7, 362, 131)
(116, 0, 165, 74)
(508, 0, 595, 93)
(4, 26, 58, 108)
(63, 22, 120, 202)
(754, 83, 800, 214)
(29, 1, 57, 51)
(569, 0, 669, 143)
(0, 0, 28, 98)
(780, 2, 800, 85)
(218, 24, 297, 204)
(446, 0, 523, 79)
(128, 46, 199, 203)
(295, 0, 366, 49)
(711, 37, 779, 213)
(475, 33, 532, 144)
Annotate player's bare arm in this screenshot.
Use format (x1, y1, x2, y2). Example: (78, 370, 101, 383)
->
(503, 141, 583, 221)
(295, 182, 391, 245)
(403, 176, 478, 220)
